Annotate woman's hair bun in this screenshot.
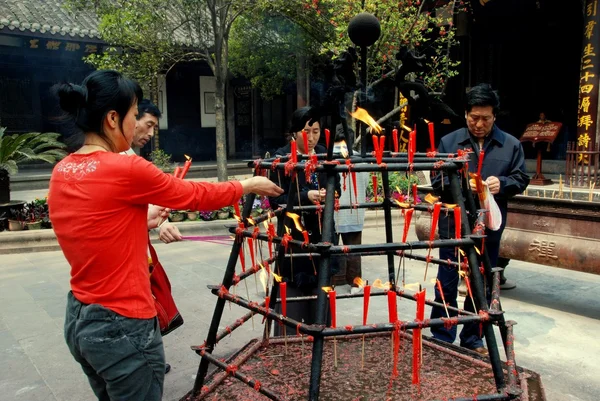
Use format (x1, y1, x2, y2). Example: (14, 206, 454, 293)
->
(55, 83, 87, 116)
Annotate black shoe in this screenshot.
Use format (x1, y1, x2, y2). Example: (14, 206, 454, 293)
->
(165, 363, 171, 374)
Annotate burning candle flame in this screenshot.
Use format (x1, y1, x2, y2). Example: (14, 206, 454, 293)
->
(404, 282, 422, 291)
(322, 286, 334, 293)
(272, 272, 283, 283)
(263, 221, 268, 230)
(247, 217, 256, 226)
(258, 265, 268, 293)
(394, 199, 410, 209)
(351, 107, 382, 134)
(443, 203, 457, 209)
(424, 193, 439, 204)
(339, 140, 349, 158)
(184, 154, 192, 161)
(286, 212, 305, 232)
(284, 226, 291, 235)
(372, 279, 391, 290)
(353, 277, 367, 288)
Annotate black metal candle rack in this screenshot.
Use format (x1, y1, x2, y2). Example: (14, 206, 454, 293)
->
(182, 149, 522, 401)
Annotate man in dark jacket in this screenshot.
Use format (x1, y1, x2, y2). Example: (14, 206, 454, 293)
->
(430, 84, 529, 354)
(269, 107, 340, 334)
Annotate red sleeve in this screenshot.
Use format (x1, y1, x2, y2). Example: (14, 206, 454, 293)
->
(125, 156, 244, 210)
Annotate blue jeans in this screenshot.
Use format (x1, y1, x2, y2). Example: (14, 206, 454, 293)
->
(64, 292, 165, 401)
(429, 238, 499, 350)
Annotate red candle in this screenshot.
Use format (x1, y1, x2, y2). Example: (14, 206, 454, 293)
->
(302, 130, 309, 155)
(302, 230, 309, 244)
(239, 247, 246, 272)
(392, 128, 399, 153)
(465, 276, 474, 300)
(248, 238, 255, 269)
(454, 206, 462, 239)
(379, 135, 386, 164)
(291, 140, 298, 163)
(412, 183, 418, 204)
(416, 289, 426, 321)
(430, 202, 442, 242)
(372, 174, 378, 202)
(412, 289, 426, 385)
(180, 156, 192, 179)
(267, 222, 275, 258)
(325, 128, 330, 151)
(436, 279, 449, 314)
(173, 166, 181, 178)
(428, 122, 435, 152)
(372, 134, 379, 158)
(265, 296, 270, 314)
(280, 282, 287, 317)
(387, 289, 397, 323)
(477, 149, 485, 176)
(329, 290, 337, 328)
(408, 130, 416, 164)
(234, 202, 241, 219)
(402, 208, 414, 243)
(363, 285, 371, 325)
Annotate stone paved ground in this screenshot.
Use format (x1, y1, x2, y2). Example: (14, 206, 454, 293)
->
(1, 217, 600, 401)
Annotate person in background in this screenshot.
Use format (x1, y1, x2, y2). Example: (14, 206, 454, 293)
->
(49, 69, 282, 401)
(269, 107, 340, 333)
(123, 98, 160, 156)
(429, 84, 529, 355)
(332, 124, 368, 294)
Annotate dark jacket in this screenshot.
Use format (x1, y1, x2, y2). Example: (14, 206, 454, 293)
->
(431, 125, 530, 242)
(269, 143, 340, 288)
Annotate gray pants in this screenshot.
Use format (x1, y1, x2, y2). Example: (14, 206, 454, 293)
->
(64, 292, 165, 401)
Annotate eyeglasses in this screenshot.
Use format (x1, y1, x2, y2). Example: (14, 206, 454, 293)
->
(467, 114, 494, 123)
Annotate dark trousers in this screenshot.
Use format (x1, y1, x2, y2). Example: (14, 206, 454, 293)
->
(331, 231, 363, 286)
(430, 238, 500, 349)
(64, 292, 165, 401)
(273, 286, 331, 336)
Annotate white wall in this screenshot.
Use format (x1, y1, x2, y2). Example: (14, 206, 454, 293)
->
(199, 76, 216, 128)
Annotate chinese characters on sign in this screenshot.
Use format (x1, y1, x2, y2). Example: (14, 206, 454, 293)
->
(577, 0, 600, 161)
(28, 39, 99, 54)
(528, 239, 559, 260)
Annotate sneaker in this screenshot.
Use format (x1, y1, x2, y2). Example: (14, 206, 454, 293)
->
(165, 363, 171, 374)
(350, 286, 363, 295)
(471, 347, 489, 356)
(500, 279, 517, 290)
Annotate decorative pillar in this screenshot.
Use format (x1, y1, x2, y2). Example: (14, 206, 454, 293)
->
(577, 0, 600, 155)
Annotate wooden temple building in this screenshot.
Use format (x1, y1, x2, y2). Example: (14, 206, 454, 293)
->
(0, 0, 597, 178)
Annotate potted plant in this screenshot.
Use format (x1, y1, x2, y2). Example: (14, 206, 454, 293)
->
(0, 127, 67, 204)
(8, 206, 26, 231)
(169, 210, 185, 222)
(199, 210, 217, 221)
(23, 201, 45, 230)
(251, 196, 271, 218)
(149, 149, 175, 173)
(217, 206, 233, 220)
(186, 210, 199, 220)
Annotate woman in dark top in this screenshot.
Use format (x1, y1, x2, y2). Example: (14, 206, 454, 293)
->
(269, 107, 340, 333)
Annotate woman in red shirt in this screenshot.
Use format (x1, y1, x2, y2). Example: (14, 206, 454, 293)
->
(49, 70, 282, 401)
